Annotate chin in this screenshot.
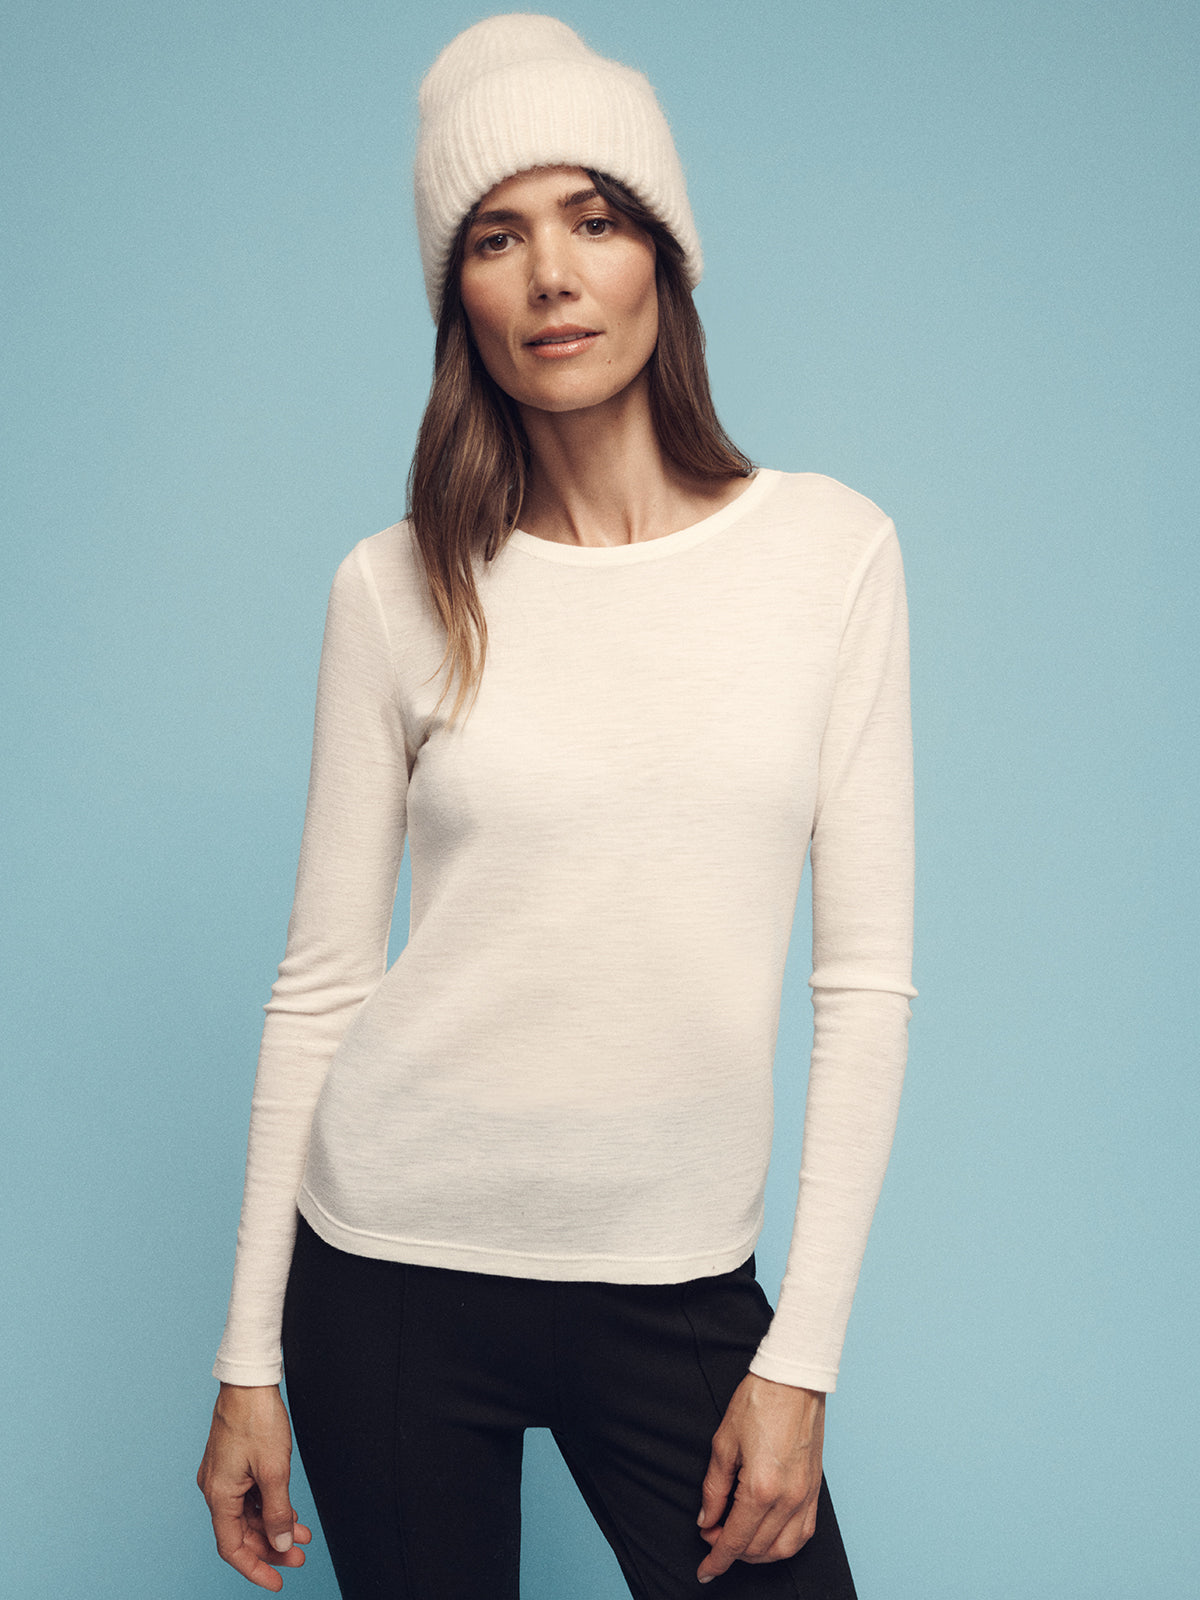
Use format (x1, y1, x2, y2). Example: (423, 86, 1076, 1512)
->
(513, 367, 651, 418)
(525, 390, 618, 416)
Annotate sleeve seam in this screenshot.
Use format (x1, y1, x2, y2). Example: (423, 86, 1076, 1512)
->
(350, 538, 410, 761)
(835, 514, 896, 641)
(810, 514, 903, 839)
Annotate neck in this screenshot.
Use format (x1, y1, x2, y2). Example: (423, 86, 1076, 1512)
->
(517, 374, 720, 548)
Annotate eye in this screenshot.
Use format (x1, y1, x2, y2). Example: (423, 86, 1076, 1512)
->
(580, 216, 615, 238)
(476, 230, 514, 255)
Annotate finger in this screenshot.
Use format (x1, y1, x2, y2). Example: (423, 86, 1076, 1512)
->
(697, 1494, 767, 1583)
(211, 1498, 285, 1592)
(242, 1510, 313, 1567)
(749, 1504, 818, 1563)
(699, 1496, 808, 1554)
(729, 1498, 815, 1564)
(735, 1499, 799, 1563)
(243, 1524, 309, 1569)
(242, 1511, 310, 1567)
(226, 1544, 286, 1592)
(697, 1439, 737, 1531)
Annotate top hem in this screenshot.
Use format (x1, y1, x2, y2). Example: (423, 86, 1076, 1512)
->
(297, 1187, 763, 1286)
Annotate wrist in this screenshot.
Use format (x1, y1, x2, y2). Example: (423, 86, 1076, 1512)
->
(214, 1381, 282, 1420)
(749, 1373, 826, 1401)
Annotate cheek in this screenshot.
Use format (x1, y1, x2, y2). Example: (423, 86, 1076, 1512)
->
(606, 252, 658, 345)
(459, 277, 509, 360)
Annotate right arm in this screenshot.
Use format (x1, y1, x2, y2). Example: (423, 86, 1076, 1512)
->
(200, 540, 410, 1578)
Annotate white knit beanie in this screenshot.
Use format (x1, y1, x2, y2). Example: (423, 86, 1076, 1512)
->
(414, 13, 702, 320)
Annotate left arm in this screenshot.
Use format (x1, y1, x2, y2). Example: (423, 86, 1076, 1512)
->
(698, 519, 916, 1579)
(696, 1377, 825, 1581)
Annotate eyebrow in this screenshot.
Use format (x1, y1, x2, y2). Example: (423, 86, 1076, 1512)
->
(469, 187, 601, 228)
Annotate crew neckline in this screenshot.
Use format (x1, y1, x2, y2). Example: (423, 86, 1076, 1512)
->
(505, 468, 781, 565)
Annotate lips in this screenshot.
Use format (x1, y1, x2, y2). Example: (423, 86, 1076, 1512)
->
(525, 324, 599, 347)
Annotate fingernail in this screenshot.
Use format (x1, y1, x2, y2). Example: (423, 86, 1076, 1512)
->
(271, 1533, 293, 1553)
(696, 1511, 705, 1526)
(699, 1577, 713, 1585)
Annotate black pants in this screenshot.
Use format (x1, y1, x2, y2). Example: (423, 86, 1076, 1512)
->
(282, 1214, 857, 1600)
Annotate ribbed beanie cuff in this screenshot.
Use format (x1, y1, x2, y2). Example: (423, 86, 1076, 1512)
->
(414, 14, 702, 320)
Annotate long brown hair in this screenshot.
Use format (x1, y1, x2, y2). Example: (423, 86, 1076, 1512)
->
(407, 170, 753, 724)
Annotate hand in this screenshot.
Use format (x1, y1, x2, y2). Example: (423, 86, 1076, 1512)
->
(197, 1382, 312, 1591)
(696, 1374, 826, 1584)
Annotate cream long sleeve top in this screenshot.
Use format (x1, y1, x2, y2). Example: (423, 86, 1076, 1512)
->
(213, 468, 916, 1393)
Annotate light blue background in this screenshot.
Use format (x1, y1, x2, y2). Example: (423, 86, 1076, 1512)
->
(3, 1, 1196, 1596)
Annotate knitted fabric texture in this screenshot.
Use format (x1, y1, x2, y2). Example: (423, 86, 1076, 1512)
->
(414, 13, 702, 319)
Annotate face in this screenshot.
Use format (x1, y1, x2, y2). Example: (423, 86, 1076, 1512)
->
(457, 166, 659, 417)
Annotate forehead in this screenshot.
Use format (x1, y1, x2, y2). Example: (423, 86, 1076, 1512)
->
(471, 164, 595, 216)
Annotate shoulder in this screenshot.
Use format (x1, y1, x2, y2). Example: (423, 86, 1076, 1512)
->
(325, 521, 446, 678)
(329, 520, 435, 623)
(332, 519, 418, 588)
(760, 469, 894, 544)
(751, 470, 900, 589)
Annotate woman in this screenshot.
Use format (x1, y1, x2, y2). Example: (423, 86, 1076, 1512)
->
(198, 15, 916, 1599)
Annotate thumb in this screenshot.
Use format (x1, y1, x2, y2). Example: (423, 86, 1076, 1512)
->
(698, 1439, 737, 1531)
(256, 1463, 297, 1554)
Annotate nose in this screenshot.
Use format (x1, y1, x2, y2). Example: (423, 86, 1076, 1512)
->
(527, 230, 580, 304)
